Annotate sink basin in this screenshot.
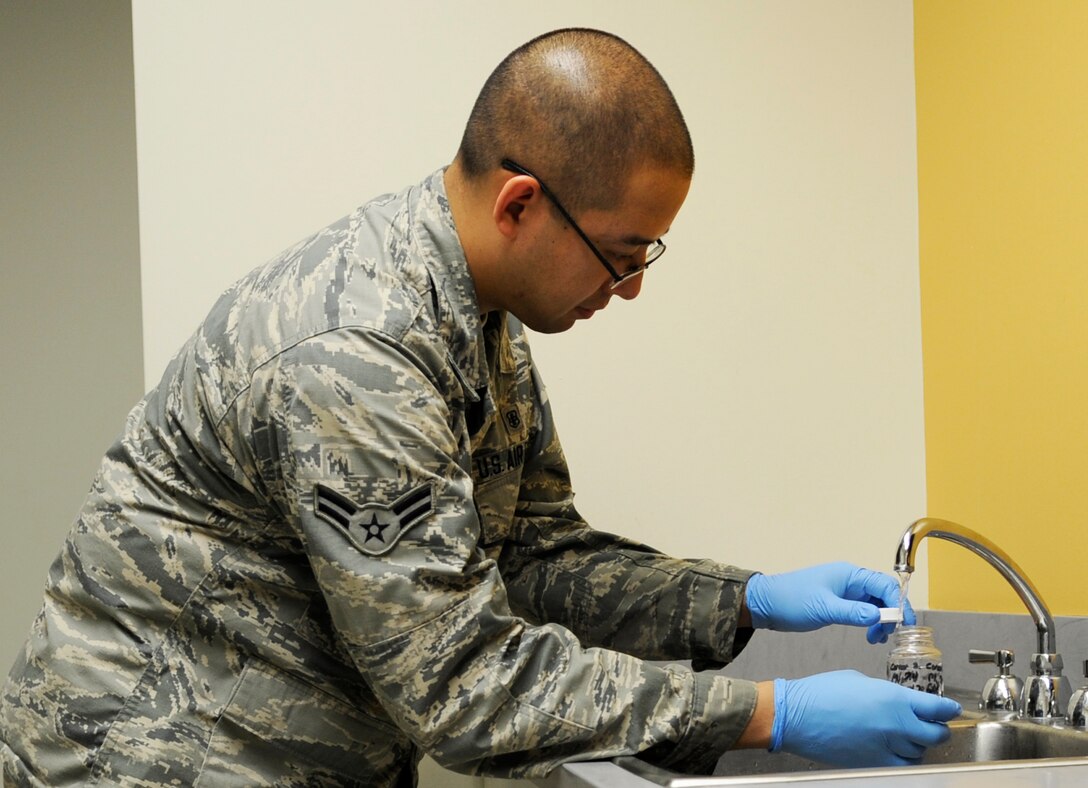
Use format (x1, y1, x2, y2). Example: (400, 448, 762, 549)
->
(928, 715, 1088, 762)
(613, 708, 1088, 786)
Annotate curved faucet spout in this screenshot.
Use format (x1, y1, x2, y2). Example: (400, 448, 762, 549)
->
(894, 518, 1056, 655)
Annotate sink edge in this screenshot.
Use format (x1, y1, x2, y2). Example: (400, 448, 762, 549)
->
(614, 754, 1088, 787)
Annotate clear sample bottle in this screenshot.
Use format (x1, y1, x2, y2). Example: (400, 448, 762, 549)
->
(887, 625, 944, 696)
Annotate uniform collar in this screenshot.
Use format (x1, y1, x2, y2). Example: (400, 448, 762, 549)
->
(408, 169, 490, 396)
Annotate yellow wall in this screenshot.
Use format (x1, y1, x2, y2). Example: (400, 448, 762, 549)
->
(915, 1, 1088, 614)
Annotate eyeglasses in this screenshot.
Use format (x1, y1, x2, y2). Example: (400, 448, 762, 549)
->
(500, 158, 666, 289)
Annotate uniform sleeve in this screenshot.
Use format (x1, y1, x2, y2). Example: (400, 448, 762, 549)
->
(499, 368, 756, 668)
(261, 328, 757, 777)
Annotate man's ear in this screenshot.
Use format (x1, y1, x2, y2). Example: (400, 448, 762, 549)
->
(493, 175, 542, 239)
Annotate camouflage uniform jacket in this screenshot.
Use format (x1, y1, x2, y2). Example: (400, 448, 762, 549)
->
(1, 169, 758, 786)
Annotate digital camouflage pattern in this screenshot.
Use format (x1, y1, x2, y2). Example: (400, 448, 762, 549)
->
(0, 169, 758, 786)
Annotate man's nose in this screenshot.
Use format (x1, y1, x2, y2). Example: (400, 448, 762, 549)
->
(612, 273, 644, 301)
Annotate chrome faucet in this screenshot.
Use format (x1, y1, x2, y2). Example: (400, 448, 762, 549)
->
(893, 518, 1067, 719)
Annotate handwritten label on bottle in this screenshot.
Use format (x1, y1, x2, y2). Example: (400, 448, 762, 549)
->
(888, 659, 944, 696)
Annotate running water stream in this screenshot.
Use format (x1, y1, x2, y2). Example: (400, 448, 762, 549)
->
(896, 569, 911, 628)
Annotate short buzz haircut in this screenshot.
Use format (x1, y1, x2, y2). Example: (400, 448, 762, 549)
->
(455, 28, 694, 214)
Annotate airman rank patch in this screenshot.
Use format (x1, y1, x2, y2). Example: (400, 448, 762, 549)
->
(313, 482, 435, 556)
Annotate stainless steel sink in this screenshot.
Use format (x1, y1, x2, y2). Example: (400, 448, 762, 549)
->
(612, 707, 1088, 786)
(928, 714, 1088, 762)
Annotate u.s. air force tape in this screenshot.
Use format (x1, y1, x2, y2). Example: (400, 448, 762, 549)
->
(313, 482, 435, 556)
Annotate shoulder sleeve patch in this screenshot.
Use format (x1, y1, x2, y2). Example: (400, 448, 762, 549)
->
(313, 482, 435, 556)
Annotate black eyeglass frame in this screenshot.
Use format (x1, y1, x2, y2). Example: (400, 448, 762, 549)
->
(500, 158, 665, 289)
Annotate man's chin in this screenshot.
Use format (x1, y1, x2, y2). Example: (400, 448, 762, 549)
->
(522, 313, 578, 335)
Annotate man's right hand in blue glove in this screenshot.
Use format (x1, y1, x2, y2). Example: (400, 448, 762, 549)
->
(737, 671, 962, 768)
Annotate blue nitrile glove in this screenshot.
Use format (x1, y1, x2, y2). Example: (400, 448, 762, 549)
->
(745, 562, 915, 644)
(771, 671, 962, 767)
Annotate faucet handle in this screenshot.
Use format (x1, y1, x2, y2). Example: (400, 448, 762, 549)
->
(969, 649, 1016, 671)
(1067, 660, 1088, 727)
(968, 649, 1022, 712)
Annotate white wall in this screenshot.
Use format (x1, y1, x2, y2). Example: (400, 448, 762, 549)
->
(131, 1, 925, 784)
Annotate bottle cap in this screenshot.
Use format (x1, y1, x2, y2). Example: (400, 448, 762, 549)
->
(878, 607, 903, 624)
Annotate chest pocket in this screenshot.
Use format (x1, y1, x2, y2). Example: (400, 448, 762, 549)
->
(472, 445, 526, 546)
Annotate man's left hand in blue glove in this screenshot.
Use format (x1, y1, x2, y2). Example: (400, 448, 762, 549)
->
(744, 562, 913, 644)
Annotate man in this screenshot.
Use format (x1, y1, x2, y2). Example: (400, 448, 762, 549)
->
(0, 28, 959, 786)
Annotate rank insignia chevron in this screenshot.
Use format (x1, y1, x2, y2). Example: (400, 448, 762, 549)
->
(313, 482, 435, 556)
